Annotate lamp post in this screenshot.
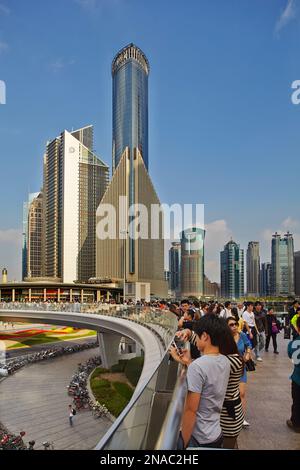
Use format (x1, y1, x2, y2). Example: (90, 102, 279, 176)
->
(120, 230, 128, 304)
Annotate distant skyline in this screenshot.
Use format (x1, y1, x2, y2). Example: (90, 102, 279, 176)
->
(0, 0, 300, 282)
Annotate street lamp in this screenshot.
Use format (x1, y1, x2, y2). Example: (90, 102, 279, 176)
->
(120, 230, 128, 304)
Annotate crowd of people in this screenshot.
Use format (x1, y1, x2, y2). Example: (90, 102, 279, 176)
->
(164, 298, 300, 449)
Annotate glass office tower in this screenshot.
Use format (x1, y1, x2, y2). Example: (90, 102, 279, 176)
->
(271, 232, 295, 296)
(220, 239, 244, 299)
(180, 227, 205, 298)
(112, 43, 149, 173)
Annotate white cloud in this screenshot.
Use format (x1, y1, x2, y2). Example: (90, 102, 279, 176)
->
(0, 3, 10, 15)
(204, 219, 233, 283)
(49, 58, 76, 72)
(0, 229, 22, 281)
(275, 0, 297, 33)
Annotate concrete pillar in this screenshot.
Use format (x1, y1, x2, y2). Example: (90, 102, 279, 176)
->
(29, 288, 32, 302)
(12, 289, 15, 302)
(57, 288, 60, 302)
(0, 289, 2, 301)
(81, 289, 84, 304)
(43, 288, 47, 302)
(96, 290, 101, 302)
(106, 291, 110, 302)
(135, 342, 143, 356)
(70, 289, 73, 302)
(97, 332, 122, 369)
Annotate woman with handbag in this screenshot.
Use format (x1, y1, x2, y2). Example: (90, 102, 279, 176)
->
(265, 308, 280, 354)
(227, 317, 253, 428)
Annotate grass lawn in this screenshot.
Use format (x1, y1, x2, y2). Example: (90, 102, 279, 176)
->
(90, 357, 144, 417)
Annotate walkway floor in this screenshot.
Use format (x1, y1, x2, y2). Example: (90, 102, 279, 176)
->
(0, 347, 111, 450)
(239, 333, 300, 450)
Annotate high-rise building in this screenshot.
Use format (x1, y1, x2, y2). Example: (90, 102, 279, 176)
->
(204, 275, 220, 298)
(247, 241, 260, 296)
(220, 240, 244, 299)
(260, 262, 272, 297)
(96, 148, 167, 298)
(169, 242, 181, 295)
(271, 232, 295, 297)
(294, 251, 300, 296)
(22, 192, 43, 280)
(43, 125, 109, 283)
(180, 227, 205, 298)
(112, 43, 149, 173)
(95, 45, 166, 298)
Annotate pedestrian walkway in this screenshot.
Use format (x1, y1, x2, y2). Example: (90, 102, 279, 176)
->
(0, 347, 111, 450)
(239, 333, 300, 450)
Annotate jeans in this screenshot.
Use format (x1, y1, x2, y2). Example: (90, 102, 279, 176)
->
(265, 334, 278, 352)
(177, 432, 223, 449)
(291, 381, 300, 427)
(254, 332, 265, 358)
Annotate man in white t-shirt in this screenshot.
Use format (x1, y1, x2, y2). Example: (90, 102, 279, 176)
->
(220, 301, 232, 319)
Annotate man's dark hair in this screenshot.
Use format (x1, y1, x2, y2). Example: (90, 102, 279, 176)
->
(181, 299, 190, 305)
(224, 301, 231, 309)
(246, 301, 254, 308)
(201, 302, 209, 309)
(186, 309, 195, 320)
(192, 300, 200, 309)
(254, 301, 262, 307)
(193, 315, 238, 355)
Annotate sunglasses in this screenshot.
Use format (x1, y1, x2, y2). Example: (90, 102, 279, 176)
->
(228, 322, 238, 327)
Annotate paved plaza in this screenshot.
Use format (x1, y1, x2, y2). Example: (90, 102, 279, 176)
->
(239, 333, 300, 450)
(0, 347, 111, 450)
(0, 333, 300, 450)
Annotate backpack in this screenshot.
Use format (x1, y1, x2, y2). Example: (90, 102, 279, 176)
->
(72, 408, 77, 416)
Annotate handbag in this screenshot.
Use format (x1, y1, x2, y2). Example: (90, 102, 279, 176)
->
(245, 358, 256, 372)
(284, 326, 291, 339)
(272, 323, 279, 334)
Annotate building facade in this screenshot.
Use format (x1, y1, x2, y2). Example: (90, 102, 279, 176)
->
(169, 242, 181, 296)
(260, 262, 272, 297)
(22, 192, 43, 280)
(247, 241, 260, 296)
(112, 43, 149, 173)
(294, 251, 300, 297)
(96, 148, 167, 298)
(43, 125, 109, 283)
(220, 240, 244, 299)
(271, 232, 295, 297)
(180, 227, 205, 298)
(204, 275, 220, 298)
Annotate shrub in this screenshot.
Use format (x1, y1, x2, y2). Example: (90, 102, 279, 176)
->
(124, 356, 144, 386)
(90, 367, 109, 380)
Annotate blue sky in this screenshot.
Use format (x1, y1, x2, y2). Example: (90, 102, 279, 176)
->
(0, 0, 300, 282)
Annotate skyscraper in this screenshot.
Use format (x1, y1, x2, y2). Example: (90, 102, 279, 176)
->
(22, 192, 43, 280)
(43, 125, 109, 283)
(180, 227, 205, 298)
(247, 241, 260, 296)
(96, 148, 166, 298)
(169, 242, 181, 295)
(220, 240, 244, 299)
(260, 262, 271, 297)
(271, 232, 295, 297)
(112, 43, 149, 173)
(96, 44, 167, 298)
(295, 251, 300, 296)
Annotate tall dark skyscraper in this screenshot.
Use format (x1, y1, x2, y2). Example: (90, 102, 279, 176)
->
(220, 240, 244, 299)
(271, 232, 295, 296)
(247, 241, 260, 296)
(112, 43, 149, 173)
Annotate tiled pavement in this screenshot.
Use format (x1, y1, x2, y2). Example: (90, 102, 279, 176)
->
(1, 334, 300, 450)
(0, 347, 111, 450)
(239, 333, 300, 450)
